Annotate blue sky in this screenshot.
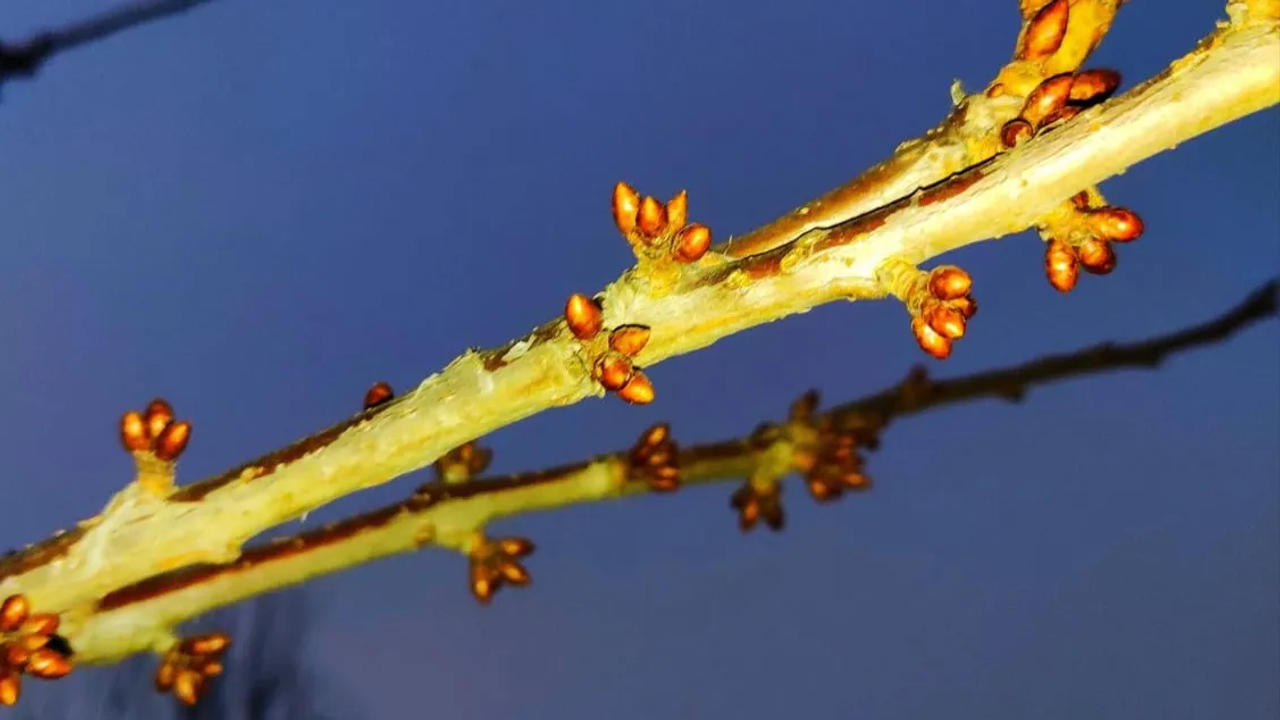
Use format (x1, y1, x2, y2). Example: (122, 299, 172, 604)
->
(1, 1, 1276, 717)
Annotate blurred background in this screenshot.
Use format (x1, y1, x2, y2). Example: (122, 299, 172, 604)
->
(0, 1, 1276, 717)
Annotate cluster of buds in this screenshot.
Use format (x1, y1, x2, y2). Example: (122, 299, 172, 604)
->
(730, 479, 784, 532)
(434, 440, 493, 483)
(362, 380, 394, 410)
(155, 632, 230, 706)
(0, 595, 73, 706)
(119, 397, 192, 495)
(1000, 67, 1120, 147)
(787, 392, 874, 503)
(879, 261, 977, 360)
(120, 398, 192, 463)
(611, 182, 713, 265)
(627, 423, 680, 492)
(468, 536, 535, 605)
(564, 293, 656, 404)
(1042, 190, 1145, 291)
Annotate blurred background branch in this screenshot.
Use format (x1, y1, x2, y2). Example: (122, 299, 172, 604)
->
(0, 0, 216, 84)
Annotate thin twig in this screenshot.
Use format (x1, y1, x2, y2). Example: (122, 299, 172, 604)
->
(0, 0, 216, 82)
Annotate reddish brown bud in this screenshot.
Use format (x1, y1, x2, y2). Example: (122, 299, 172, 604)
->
(1000, 118, 1034, 148)
(617, 371, 655, 404)
(674, 223, 712, 262)
(911, 317, 952, 360)
(120, 411, 149, 452)
(1045, 238, 1079, 292)
(498, 560, 531, 585)
(156, 660, 177, 692)
(173, 669, 203, 705)
(498, 537, 535, 557)
(154, 421, 191, 462)
(0, 671, 18, 707)
(790, 390, 820, 423)
(1077, 237, 1116, 274)
(1070, 190, 1092, 210)
(1070, 69, 1121, 103)
(636, 195, 667, 238)
(20, 634, 49, 652)
(181, 633, 230, 657)
(0, 595, 29, 632)
(951, 296, 978, 319)
(5, 643, 29, 670)
(144, 398, 174, 441)
(665, 190, 688, 231)
(595, 354, 635, 392)
(1019, 0, 1069, 62)
(471, 568, 496, 605)
(25, 649, 72, 679)
(564, 293, 603, 340)
(612, 181, 640, 235)
(363, 381, 394, 410)
(20, 613, 58, 636)
(928, 266, 972, 300)
(926, 305, 967, 340)
(1021, 73, 1074, 128)
(609, 325, 651, 356)
(1086, 207, 1144, 242)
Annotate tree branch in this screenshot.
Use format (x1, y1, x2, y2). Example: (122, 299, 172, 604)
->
(61, 280, 1277, 665)
(0, 0, 1276, 690)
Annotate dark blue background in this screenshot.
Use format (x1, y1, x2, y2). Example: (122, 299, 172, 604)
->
(2, 2, 1276, 717)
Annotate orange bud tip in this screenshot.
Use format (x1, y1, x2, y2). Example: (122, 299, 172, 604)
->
(642, 423, 669, 446)
(617, 371, 655, 405)
(1077, 237, 1117, 274)
(609, 325, 652, 356)
(22, 612, 59, 635)
(564, 293, 603, 340)
(636, 195, 667, 238)
(173, 670, 203, 705)
(0, 595, 30, 632)
(665, 190, 688, 230)
(25, 649, 72, 679)
(156, 662, 177, 692)
(612, 182, 640, 235)
(1021, 73, 1074, 128)
(1086, 207, 1144, 242)
(1019, 0, 1069, 62)
(928, 266, 972, 300)
(595, 354, 635, 392)
(0, 673, 18, 706)
(674, 223, 712, 262)
(911, 317, 952, 360)
(1070, 69, 1121, 104)
(144, 398, 175, 440)
(952, 296, 978, 319)
(182, 633, 231, 656)
(154, 421, 191, 462)
(499, 537, 536, 557)
(1045, 238, 1080, 292)
(1000, 118, 1033, 148)
(120, 411, 149, 452)
(927, 307, 967, 340)
(363, 381, 394, 410)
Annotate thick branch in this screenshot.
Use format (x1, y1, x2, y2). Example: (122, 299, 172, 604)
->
(2, 3, 1276, 645)
(64, 280, 1276, 664)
